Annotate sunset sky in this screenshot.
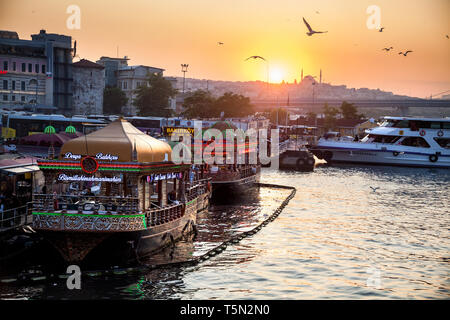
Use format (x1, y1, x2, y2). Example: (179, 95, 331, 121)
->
(1, 0, 449, 98)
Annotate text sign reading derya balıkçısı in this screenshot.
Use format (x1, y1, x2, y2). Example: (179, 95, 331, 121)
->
(64, 152, 119, 161)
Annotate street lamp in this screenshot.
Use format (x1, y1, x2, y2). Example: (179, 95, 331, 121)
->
(181, 64, 189, 93)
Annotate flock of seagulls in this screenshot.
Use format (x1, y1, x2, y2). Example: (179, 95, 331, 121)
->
(224, 12, 449, 64)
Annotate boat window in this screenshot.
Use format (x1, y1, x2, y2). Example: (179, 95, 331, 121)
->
(433, 138, 450, 149)
(393, 120, 409, 128)
(443, 122, 450, 129)
(368, 135, 401, 144)
(400, 137, 430, 148)
(430, 122, 441, 129)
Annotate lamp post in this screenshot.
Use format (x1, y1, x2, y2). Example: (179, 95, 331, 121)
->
(181, 64, 189, 93)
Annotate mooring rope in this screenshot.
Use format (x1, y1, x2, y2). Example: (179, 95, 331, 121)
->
(1, 183, 296, 283)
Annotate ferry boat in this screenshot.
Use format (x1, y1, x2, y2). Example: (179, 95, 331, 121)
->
(31, 118, 210, 264)
(307, 116, 450, 168)
(200, 121, 261, 195)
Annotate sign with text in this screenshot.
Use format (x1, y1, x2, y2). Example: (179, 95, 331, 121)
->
(147, 172, 183, 183)
(164, 127, 195, 136)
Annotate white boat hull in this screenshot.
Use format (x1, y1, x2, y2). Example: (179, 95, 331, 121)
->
(310, 145, 450, 168)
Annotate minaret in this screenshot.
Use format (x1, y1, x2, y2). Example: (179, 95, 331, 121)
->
(301, 68, 303, 82)
(320, 69, 322, 84)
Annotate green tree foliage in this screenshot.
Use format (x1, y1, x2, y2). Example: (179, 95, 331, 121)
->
(103, 86, 128, 115)
(214, 92, 254, 118)
(340, 101, 363, 120)
(182, 90, 216, 118)
(323, 103, 339, 130)
(134, 73, 178, 117)
(181, 91, 254, 119)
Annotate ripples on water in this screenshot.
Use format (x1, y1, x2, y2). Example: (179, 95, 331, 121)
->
(1, 165, 449, 299)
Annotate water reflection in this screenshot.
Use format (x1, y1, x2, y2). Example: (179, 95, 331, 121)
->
(1, 165, 449, 299)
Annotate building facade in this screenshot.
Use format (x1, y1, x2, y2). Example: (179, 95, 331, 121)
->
(0, 29, 74, 114)
(116, 65, 164, 116)
(0, 31, 47, 107)
(72, 59, 105, 115)
(96, 56, 129, 88)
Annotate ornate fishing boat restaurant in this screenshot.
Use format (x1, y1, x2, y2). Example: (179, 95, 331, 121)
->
(32, 118, 210, 263)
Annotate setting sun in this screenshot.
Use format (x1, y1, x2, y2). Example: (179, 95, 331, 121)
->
(269, 67, 284, 83)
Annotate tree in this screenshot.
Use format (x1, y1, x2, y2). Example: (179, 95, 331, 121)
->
(103, 86, 128, 115)
(323, 103, 339, 131)
(134, 72, 178, 117)
(213, 92, 254, 118)
(182, 90, 216, 118)
(340, 101, 361, 119)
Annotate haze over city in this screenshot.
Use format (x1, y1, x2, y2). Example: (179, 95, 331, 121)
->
(0, 0, 449, 98)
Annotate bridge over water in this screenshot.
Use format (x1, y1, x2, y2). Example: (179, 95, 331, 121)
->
(251, 98, 450, 117)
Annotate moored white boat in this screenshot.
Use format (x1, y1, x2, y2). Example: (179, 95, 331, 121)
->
(308, 116, 450, 168)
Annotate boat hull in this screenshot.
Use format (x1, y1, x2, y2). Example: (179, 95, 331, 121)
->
(211, 172, 260, 197)
(309, 146, 450, 168)
(35, 193, 210, 264)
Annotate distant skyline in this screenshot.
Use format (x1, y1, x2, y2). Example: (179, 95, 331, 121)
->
(1, 0, 449, 98)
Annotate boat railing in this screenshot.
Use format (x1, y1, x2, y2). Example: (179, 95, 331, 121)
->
(146, 202, 184, 227)
(32, 193, 140, 215)
(0, 203, 33, 232)
(186, 177, 210, 200)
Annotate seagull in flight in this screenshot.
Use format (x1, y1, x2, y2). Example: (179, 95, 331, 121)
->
(245, 55, 266, 61)
(370, 186, 380, 192)
(399, 50, 413, 56)
(382, 47, 394, 52)
(446, 35, 449, 39)
(379, 27, 385, 32)
(218, 42, 224, 45)
(302, 17, 327, 36)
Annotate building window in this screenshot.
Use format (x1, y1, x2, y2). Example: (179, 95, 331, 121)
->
(21, 81, 25, 91)
(12, 81, 15, 90)
(35, 64, 39, 73)
(22, 63, 26, 72)
(21, 96, 25, 102)
(3, 61, 7, 71)
(3, 95, 8, 101)
(42, 65, 46, 74)
(13, 62, 16, 71)
(11, 95, 15, 102)
(28, 63, 32, 72)
(2, 80, 7, 90)
(123, 81, 127, 89)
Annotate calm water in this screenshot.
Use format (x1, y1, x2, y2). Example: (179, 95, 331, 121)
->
(1, 165, 449, 299)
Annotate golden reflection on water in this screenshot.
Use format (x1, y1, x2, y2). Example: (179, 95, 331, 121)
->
(0, 165, 448, 299)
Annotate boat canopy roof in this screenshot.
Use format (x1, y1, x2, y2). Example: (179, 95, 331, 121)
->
(60, 118, 172, 163)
